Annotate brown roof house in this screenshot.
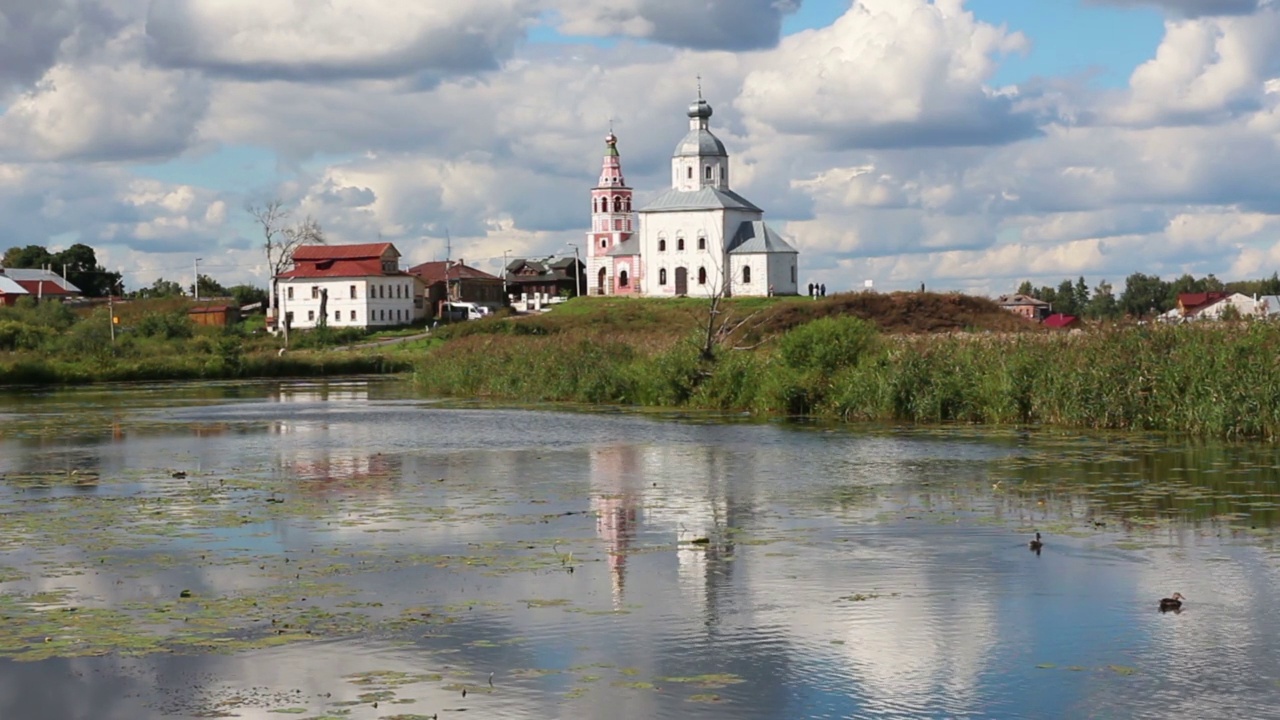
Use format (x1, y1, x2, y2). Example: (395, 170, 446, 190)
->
(407, 260, 507, 317)
(996, 293, 1051, 321)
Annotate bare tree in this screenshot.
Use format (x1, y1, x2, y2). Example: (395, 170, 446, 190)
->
(247, 199, 326, 332)
(690, 223, 767, 361)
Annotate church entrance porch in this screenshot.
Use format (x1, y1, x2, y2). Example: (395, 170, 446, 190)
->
(675, 267, 688, 296)
(597, 268, 609, 295)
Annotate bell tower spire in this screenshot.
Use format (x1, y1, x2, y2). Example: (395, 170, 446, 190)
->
(587, 131, 637, 295)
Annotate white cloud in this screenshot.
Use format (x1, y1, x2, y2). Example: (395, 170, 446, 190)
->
(737, 0, 1035, 149)
(550, 0, 801, 50)
(1104, 8, 1280, 126)
(146, 0, 535, 81)
(5, 0, 1280, 296)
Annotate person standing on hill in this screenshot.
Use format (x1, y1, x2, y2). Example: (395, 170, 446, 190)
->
(820, 283, 826, 298)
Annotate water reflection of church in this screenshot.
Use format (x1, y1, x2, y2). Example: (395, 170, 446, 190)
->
(589, 443, 739, 619)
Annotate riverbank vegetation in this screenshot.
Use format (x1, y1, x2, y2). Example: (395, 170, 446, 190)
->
(417, 294, 1280, 439)
(0, 298, 412, 386)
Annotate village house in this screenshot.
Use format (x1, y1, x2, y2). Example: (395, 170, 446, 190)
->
(0, 267, 82, 303)
(504, 257, 586, 300)
(1178, 292, 1260, 320)
(586, 95, 799, 298)
(996, 293, 1051, 321)
(407, 260, 506, 317)
(274, 243, 421, 331)
(0, 271, 29, 306)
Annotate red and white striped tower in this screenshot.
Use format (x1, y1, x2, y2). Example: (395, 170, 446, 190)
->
(587, 132, 638, 295)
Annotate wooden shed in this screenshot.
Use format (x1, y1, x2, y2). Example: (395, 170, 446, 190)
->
(188, 304, 241, 327)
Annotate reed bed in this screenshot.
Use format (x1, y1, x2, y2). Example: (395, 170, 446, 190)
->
(417, 315, 1280, 439)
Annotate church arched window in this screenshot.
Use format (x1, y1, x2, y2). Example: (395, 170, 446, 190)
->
(698, 267, 707, 285)
(613, 196, 622, 212)
(658, 239, 666, 252)
(619, 270, 629, 288)
(677, 237, 685, 251)
(742, 266, 751, 284)
(705, 165, 713, 180)
(687, 167, 693, 180)
(697, 235, 706, 251)
(623, 197, 631, 211)
(659, 268, 667, 285)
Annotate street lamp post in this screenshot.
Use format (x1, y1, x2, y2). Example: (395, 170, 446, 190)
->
(502, 249, 511, 303)
(194, 257, 203, 301)
(567, 243, 581, 298)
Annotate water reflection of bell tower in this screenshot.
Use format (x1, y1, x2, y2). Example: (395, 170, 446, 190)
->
(590, 446, 642, 608)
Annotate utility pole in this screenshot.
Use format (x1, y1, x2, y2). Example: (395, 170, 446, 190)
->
(567, 243, 581, 297)
(194, 257, 202, 301)
(444, 229, 454, 302)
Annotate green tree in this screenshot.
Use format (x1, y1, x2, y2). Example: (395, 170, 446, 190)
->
(1016, 280, 1034, 296)
(1073, 276, 1090, 313)
(195, 274, 230, 298)
(3, 245, 54, 269)
(1055, 279, 1078, 316)
(1120, 273, 1170, 318)
(1087, 280, 1120, 319)
(227, 285, 269, 308)
(136, 278, 186, 299)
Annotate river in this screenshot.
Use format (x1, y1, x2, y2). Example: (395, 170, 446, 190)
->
(0, 378, 1278, 719)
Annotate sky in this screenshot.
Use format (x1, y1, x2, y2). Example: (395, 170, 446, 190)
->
(1, 0, 1279, 295)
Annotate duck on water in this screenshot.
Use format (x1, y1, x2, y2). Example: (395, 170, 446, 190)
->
(1160, 593, 1185, 612)
(1029, 532, 1043, 553)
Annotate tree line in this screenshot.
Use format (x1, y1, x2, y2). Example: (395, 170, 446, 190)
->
(1017, 272, 1280, 320)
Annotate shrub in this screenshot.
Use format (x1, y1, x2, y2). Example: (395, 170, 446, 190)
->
(0, 320, 56, 351)
(778, 316, 881, 374)
(136, 311, 195, 340)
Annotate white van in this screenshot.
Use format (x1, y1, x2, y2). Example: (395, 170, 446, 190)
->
(441, 302, 491, 321)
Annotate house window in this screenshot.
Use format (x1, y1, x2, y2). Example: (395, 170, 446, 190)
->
(350, 285, 357, 299)
(743, 266, 751, 284)
(286, 286, 294, 300)
(677, 237, 685, 251)
(311, 286, 320, 299)
(659, 268, 667, 285)
(308, 310, 315, 321)
(658, 239, 666, 252)
(350, 310, 356, 321)
(698, 236, 706, 250)
(698, 267, 707, 285)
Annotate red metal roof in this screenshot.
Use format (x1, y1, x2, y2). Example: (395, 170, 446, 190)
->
(15, 280, 74, 296)
(407, 261, 500, 284)
(1042, 313, 1079, 328)
(1178, 292, 1230, 311)
(292, 243, 396, 261)
(279, 259, 407, 279)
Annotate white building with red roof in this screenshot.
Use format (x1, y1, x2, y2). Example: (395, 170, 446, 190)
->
(275, 243, 421, 331)
(0, 267, 81, 303)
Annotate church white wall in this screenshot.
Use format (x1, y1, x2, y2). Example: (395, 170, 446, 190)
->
(767, 252, 800, 296)
(640, 209, 731, 297)
(728, 255, 765, 297)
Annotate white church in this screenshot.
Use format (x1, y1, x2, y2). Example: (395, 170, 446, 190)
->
(586, 95, 800, 298)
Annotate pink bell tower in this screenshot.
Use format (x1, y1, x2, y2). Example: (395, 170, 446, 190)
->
(587, 132, 639, 295)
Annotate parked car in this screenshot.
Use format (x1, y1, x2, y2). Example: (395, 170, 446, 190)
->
(441, 302, 490, 321)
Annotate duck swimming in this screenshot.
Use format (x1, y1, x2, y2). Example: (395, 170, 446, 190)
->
(1029, 532, 1043, 552)
(1159, 592, 1184, 612)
